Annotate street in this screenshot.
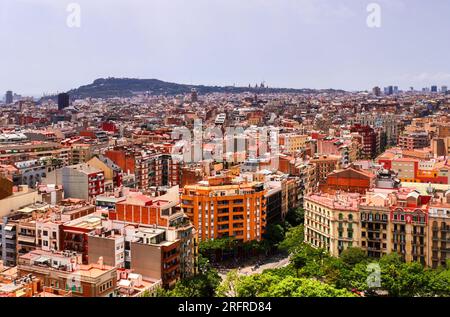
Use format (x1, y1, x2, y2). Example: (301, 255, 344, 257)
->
(218, 254, 291, 279)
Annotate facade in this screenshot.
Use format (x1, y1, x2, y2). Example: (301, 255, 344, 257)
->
(105, 148, 181, 190)
(321, 167, 375, 194)
(428, 191, 450, 268)
(62, 164, 105, 201)
(88, 222, 181, 288)
(57, 93, 70, 111)
(87, 156, 123, 190)
(279, 134, 308, 153)
(0, 142, 70, 165)
(265, 187, 283, 225)
(305, 188, 441, 267)
(61, 213, 103, 264)
(17, 250, 117, 297)
(310, 155, 341, 186)
(350, 113, 399, 146)
(399, 132, 430, 150)
(350, 124, 379, 159)
(304, 193, 360, 256)
(130, 227, 180, 288)
(70, 144, 93, 165)
(5, 91, 13, 105)
(379, 156, 449, 185)
(181, 176, 267, 242)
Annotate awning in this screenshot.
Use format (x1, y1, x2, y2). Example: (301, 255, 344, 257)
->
(18, 235, 35, 243)
(4, 225, 14, 231)
(34, 256, 50, 264)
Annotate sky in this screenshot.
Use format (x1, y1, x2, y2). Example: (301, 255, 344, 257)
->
(1, 0, 450, 96)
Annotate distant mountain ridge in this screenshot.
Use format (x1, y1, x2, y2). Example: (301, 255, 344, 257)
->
(46, 77, 346, 100)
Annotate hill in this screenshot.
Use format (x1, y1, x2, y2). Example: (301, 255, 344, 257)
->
(45, 77, 346, 100)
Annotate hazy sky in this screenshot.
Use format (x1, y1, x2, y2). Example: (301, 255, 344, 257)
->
(1, 0, 450, 96)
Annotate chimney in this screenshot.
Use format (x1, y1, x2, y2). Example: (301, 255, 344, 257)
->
(98, 256, 104, 269)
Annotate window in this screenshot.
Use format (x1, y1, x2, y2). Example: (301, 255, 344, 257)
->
(339, 213, 343, 220)
(348, 214, 353, 221)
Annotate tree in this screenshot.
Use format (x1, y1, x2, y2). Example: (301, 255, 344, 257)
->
(235, 273, 354, 297)
(425, 268, 450, 296)
(236, 273, 281, 297)
(290, 278, 355, 297)
(291, 250, 308, 277)
(285, 207, 304, 227)
(216, 270, 241, 297)
(163, 254, 221, 297)
(278, 225, 304, 254)
(263, 223, 285, 247)
(168, 268, 221, 297)
(339, 248, 368, 267)
(378, 254, 430, 297)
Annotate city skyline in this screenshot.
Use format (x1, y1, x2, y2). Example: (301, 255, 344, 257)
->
(1, 0, 450, 95)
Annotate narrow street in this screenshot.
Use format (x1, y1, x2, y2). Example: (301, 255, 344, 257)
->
(218, 254, 291, 279)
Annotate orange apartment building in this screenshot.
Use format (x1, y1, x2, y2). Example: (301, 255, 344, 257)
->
(180, 176, 267, 242)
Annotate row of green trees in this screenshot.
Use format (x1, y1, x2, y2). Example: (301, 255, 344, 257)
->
(274, 224, 450, 297)
(213, 223, 450, 297)
(198, 207, 305, 263)
(154, 206, 450, 297)
(152, 208, 305, 297)
(154, 255, 221, 297)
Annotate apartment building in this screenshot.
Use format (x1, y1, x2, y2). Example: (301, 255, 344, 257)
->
(399, 132, 430, 150)
(428, 191, 450, 268)
(105, 147, 181, 190)
(181, 176, 267, 242)
(0, 183, 41, 218)
(62, 164, 105, 201)
(310, 155, 341, 186)
(108, 187, 195, 278)
(350, 125, 379, 159)
(69, 144, 93, 165)
(88, 221, 181, 288)
(87, 155, 123, 190)
(0, 142, 70, 166)
(17, 250, 117, 297)
(279, 134, 308, 153)
(359, 193, 392, 259)
(61, 213, 103, 264)
(321, 166, 375, 194)
(305, 188, 438, 266)
(304, 192, 360, 256)
(379, 156, 449, 185)
(350, 113, 399, 146)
